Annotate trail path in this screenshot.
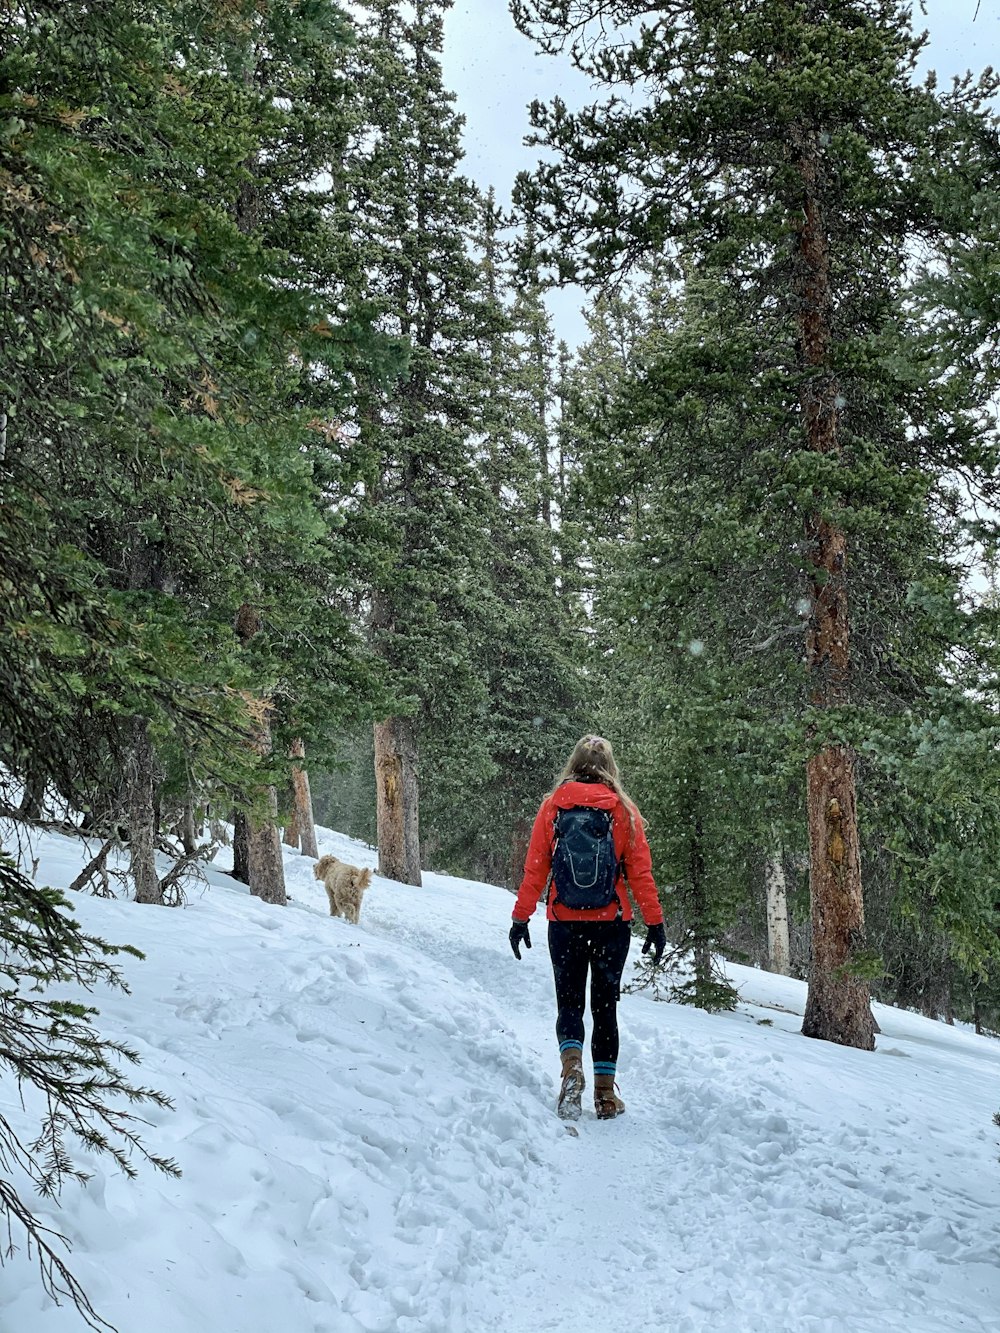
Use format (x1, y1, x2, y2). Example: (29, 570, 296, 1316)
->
(5, 827, 1000, 1333)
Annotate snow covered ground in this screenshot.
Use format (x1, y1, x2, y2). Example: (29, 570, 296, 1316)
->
(4, 824, 1000, 1333)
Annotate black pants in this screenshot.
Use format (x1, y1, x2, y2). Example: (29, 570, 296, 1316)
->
(548, 919, 631, 1067)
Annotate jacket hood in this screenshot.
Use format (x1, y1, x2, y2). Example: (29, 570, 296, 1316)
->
(550, 780, 618, 811)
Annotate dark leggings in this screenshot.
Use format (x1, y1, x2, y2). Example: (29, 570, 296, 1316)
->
(548, 920, 631, 1066)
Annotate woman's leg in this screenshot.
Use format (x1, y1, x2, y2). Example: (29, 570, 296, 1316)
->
(588, 920, 632, 1072)
(548, 921, 589, 1057)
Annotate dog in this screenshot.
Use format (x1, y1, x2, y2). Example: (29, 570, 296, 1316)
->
(313, 854, 373, 925)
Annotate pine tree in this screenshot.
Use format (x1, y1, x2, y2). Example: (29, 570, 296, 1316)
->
(0, 0, 403, 1310)
(347, 0, 496, 885)
(1, 0, 402, 902)
(514, 0, 1000, 1047)
(0, 859, 180, 1330)
(564, 278, 791, 1009)
(431, 193, 589, 886)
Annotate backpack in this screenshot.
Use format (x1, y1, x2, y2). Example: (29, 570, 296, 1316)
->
(549, 805, 620, 911)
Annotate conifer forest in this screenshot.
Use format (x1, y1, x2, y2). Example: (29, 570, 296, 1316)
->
(3, 2, 1000, 1327)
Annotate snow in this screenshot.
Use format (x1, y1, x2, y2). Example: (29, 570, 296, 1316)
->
(4, 825, 1000, 1333)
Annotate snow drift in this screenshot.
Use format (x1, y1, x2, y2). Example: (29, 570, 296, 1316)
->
(3, 826, 1000, 1333)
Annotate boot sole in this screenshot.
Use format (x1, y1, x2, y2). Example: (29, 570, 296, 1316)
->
(557, 1072, 584, 1121)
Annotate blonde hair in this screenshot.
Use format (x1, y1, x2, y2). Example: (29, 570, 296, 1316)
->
(549, 734, 640, 839)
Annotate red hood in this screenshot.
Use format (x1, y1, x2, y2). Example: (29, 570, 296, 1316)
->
(551, 780, 618, 810)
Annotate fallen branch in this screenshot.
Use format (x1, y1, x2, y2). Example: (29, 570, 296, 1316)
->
(66, 841, 115, 896)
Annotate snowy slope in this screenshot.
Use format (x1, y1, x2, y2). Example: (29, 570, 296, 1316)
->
(4, 825, 1000, 1333)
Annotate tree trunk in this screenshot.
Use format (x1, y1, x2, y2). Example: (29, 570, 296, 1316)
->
(129, 718, 162, 905)
(288, 738, 319, 859)
(246, 711, 286, 906)
(230, 594, 286, 905)
(801, 748, 873, 1046)
(18, 769, 44, 821)
(231, 99, 288, 898)
(374, 716, 421, 886)
(792, 125, 874, 1050)
(249, 784, 286, 905)
(764, 845, 791, 976)
(179, 801, 199, 857)
(283, 793, 300, 850)
(232, 811, 251, 885)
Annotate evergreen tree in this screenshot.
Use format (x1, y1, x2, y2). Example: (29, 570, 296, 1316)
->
(564, 278, 796, 1009)
(346, 0, 496, 885)
(513, 0, 1000, 1047)
(1, 0, 401, 901)
(0, 0, 407, 1308)
(434, 193, 588, 885)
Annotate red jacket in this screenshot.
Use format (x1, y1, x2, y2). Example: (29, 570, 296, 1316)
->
(512, 780, 663, 925)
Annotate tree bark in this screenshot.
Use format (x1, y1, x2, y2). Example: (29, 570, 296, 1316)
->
(792, 125, 874, 1050)
(179, 801, 199, 857)
(18, 769, 44, 821)
(801, 748, 873, 1046)
(282, 793, 300, 850)
(249, 784, 286, 905)
(231, 597, 286, 905)
(764, 845, 791, 976)
(288, 738, 319, 859)
(232, 811, 251, 885)
(374, 716, 421, 886)
(246, 710, 286, 906)
(128, 717, 162, 905)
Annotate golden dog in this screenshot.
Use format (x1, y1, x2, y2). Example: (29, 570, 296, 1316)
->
(313, 855, 373, 925)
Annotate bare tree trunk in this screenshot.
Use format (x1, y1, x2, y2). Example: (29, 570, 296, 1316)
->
(801, 748, 873, 1046)
(129, 718, 162, 905)
(18, 769, 44, 821)
(792, 125, 874, 1050)
(288, 738, 319, 859)
(179, 801, 199, 857)
(230, 595, 286, 904)
(764, 845, 791, 976)
(249, 784, 286, 905)
(232, 811, 251, 885)
(247, 711, 286, 906)
(374, 716, 421, 886)
(282, 792, 300, 850)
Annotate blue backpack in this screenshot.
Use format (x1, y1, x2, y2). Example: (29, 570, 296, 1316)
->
(550, 806, 620, 910)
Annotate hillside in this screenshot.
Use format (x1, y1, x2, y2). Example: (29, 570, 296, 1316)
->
(4, 827, 1000, 1333)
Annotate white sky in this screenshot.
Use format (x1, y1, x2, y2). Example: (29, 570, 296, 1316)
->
(441, 0, 1000, 346)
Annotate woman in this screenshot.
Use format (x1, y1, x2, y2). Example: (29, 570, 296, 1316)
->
(509, 735, 666, 1121)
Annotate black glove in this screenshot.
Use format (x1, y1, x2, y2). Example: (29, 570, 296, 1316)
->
(509, 920, 531, 960)
(642, 923, 667, 966)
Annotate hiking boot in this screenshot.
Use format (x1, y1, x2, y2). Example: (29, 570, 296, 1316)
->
(557, 1049, 585, 1121)
(594, 1073, 625, 1119)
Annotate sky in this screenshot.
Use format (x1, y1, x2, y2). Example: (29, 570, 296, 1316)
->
(441, 0, 1000, 346)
